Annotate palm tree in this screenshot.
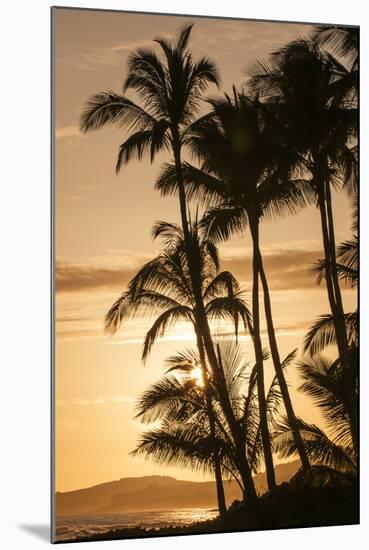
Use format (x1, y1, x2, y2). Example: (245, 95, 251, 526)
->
(248, 38, 358, 372)
(80, 23, 219, 248)
(132, 343, 297, 498)
(313, 25, 359, 71)
(304, 216, 358, 357)
(79, 25, 254, 499)
(156, 90, 313, 486)
(274, 352, 357, 484)
(134, 348, 229, 517)
(302, 210, 358, 454)
(132, 351, 242, 507)
(106, 221, 258, 504)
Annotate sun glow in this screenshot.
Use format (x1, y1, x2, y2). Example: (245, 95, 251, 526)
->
(190, 367, 205, 388)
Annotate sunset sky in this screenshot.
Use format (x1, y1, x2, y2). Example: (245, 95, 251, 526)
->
(54, 7, 356, 493)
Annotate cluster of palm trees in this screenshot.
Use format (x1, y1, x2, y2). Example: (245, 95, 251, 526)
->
(80, 22, 358, 519)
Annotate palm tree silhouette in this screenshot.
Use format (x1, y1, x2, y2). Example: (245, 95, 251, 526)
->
(305, 212, 358, 358)
(303, 207, 358, 453)
(132, 342, 296, 497)
(274, 352, 357, 485)
(248, 38, 358, 372)
(79, 25, 259, 501)
(80, 24, 219, 239)
(133, 348, 229, 517)
(313, 25, 358, 71)
(106, 220, 258, 503)
(157, 90, 313, 486)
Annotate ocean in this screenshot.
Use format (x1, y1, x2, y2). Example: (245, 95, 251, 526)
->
(55, 508, 218, 541)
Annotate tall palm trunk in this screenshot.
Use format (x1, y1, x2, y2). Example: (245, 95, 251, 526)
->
(256, 244, 310, 471)
(317, 181, 348, 363)
(324, 179, 350, 355)
(172, 133, 257, 504)
(317, 181, 357, 455)
(249, 214, 276, 491)
(195, 330, 227, 518)
(324, 183, 358, 451)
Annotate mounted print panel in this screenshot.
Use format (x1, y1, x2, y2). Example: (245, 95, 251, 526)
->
(51, 6, 359, 543)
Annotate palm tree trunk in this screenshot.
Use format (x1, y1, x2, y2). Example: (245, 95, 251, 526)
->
(317, 184, 357, 455)
(256, 246, 310, 472)
(209, 410, 227, 519)
(249, 215, 276, 492)
(195, 329, 227, 518)
(172, 134, 257, 505)
(197, 311, 257, 504)
(172, 132, 191, 242)
(324, 179, 349, 356)
(215, 344, 258, 503)
(324, 183, 357, 452)
(317, 184, 348, 363)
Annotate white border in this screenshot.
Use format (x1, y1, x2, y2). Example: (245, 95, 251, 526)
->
(1, 1, 367, 548)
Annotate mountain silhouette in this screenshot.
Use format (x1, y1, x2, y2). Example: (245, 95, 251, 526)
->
(56, 460, 300, 516)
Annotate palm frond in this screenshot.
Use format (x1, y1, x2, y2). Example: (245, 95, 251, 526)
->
(291, 463, 356, 489)
(164, 348, 201, 375)
(337, 235, 358, 273)
(104, 291, 132, 334)
(135, 375, 200, 423)
(203, 271, 240, 300)
(303, 312, 358, 355)
(274, 417, 356, 474)
(151, 221, 182, 245)
(313, 25, 358, 68)
(80, 92, 155, 133)
(297, 355, 355, 447)
(155, 161, 224, 204)
(248, 350, 297, 471)
(201, 204, 248, 242)
(142, 305, 194, 362)
(206, 296, 251, 337)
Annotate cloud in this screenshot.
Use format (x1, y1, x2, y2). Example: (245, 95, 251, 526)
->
(111, 395, 135, 404)
(71, 395, 134, 406)
(58, 36, 167, 71)
(220, 242, 325, 291)
(56, 250, 154, 293)
(72, 397, 106, 406)
(56, 125, 81, 140)
(54, 241, 355, 342)
(56, 242, 325, 295)
(56, 262, 134, 292)
(192, 19, 312, 58)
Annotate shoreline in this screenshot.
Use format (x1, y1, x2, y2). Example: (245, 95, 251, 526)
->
(55, 481, 358, 543)
(55, 481, 359, 543)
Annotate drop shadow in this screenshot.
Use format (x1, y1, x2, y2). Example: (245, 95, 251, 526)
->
(18, 524, 50, 542)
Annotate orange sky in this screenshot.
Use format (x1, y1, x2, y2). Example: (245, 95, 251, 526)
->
(54, 7, 356, 493)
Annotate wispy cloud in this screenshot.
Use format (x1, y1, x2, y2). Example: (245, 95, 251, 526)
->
(56, 125, 81, 140)
(55, 242, 355, 342)
(56, 249, 153, 293)
(58, 36, 167, 71)
(220, 241, 325, 291)
(192, 19, 312, 59)
(111, 395, 135, 404)
(56, 241, 325, 294)
(73, 397, 106, 406)
(71, 395, 134, 406)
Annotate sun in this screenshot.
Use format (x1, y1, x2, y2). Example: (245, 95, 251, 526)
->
(190, 366, 204, 388)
